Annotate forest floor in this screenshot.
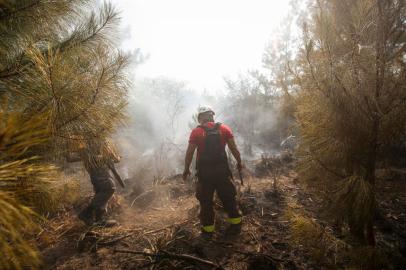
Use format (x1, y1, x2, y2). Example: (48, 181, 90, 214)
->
(37, 162, 406, 270)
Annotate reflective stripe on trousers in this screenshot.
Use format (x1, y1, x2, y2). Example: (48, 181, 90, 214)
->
(227, 216, 242, 224)
(202, 225, 215, 233)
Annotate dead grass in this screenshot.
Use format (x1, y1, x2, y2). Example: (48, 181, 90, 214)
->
(36, 168, 406, 270)
(287, 209, 347, 266)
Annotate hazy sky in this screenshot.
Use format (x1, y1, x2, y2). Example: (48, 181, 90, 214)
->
(110, 0, 290, 93)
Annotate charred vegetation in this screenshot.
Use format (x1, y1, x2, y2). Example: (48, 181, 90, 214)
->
(1, 0, 405, 269)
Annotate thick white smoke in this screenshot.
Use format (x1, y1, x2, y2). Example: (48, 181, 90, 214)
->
(114, 77, 221, 182)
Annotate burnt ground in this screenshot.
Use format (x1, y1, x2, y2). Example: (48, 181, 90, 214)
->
(37, 168, 406, 270)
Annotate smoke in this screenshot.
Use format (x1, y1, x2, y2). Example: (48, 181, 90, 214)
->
(113, 71, 291, 185)
(114, 76, 219, 182)
(218, 72, 288, 159)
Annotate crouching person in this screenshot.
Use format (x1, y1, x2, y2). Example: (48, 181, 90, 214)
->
(68, 138, 123, 226)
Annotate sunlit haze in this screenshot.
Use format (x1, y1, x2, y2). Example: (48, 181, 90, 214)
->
(111, 0, 290, 93)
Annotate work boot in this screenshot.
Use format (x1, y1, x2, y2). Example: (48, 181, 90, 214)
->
(95, 208, 107, 222)
(199, 224, 215, 240)
(95, 208, 117, 227)
(78, 208, 94, 226)
(199, 231, 214, 240)
(94, 219, 118, 227)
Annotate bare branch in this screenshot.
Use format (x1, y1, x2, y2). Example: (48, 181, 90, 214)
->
(114, 249, 224, 270)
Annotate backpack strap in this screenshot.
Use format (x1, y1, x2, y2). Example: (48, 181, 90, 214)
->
(214, 122, 222, 130)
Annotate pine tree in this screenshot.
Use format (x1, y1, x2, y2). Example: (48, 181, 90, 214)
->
(0, 111, 54, 269)
(295, 0, 406, 245)
(0, 1, 130, 267)
(224, 72, 277, 154)
(1, 0, 130, 159)
(262, 0, 304, 140)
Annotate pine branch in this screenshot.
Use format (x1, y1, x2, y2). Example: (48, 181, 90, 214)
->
(0, 0, 41, 20)
(57, 2, 118, 52)
(0, 2, 118, 80)
(56, 66, 105, 130)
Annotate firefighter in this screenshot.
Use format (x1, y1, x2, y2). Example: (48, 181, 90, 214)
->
(183, 106, 243, 239)
(67, 138, 124, 226)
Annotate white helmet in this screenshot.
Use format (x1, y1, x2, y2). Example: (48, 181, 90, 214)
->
(197, 105, 215, 115)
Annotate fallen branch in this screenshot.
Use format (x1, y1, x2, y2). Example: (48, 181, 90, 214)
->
(114, 248, 224, 269)
(130, 189, 154, 207)
(98, 233, 136, 246)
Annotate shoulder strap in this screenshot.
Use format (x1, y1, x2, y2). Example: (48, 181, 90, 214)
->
(214, 122, 222, 130)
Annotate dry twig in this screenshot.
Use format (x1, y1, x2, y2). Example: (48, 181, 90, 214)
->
(114, 248, 224, 269)
(144, 219, 190, 235)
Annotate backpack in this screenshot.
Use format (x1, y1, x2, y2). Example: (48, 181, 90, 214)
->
(197, 123, 228, 170)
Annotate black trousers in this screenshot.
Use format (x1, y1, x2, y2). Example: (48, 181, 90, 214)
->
(85, 176, 115, 219)
(196, 168, 240, 226)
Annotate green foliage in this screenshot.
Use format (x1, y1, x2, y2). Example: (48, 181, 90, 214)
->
(288, 209, 390, 269)
(0, 111, 58, 210)
(288, 211, 347, 266)
(0, 111, 54, 269)
(0, 192, 40, 270)
(1, 0, 130, 159)
(294, 0, 406, 244)
(0, 0, 130, 268)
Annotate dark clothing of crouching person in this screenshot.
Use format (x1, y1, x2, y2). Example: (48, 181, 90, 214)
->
(68, 139, 121, 226)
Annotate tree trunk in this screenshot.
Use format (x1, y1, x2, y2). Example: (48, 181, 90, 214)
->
(364, 119, 379, 246)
